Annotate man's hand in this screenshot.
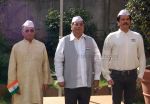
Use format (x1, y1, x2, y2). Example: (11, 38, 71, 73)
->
(137, 77, 143, 82)
(58, 82, 65, 87)
(42, 84, 49, 96)
(93, 80, 100, 94)
(93, 80, 99, 88)
(108, 79, 114, 85)
(43, 84, 48, 92)
(16, 89, 21, 95)
(137, 77, 143, 86)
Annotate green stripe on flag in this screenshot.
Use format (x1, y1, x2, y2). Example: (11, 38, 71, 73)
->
(10, 86, 19, 95)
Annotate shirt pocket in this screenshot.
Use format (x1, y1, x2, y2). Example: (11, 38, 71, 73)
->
(129, 39, 137, 50)
(85, 48, 94, 59)
(85, 48, 91, 54)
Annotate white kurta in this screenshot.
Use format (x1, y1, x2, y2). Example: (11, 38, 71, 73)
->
(8, 39, 50, 104)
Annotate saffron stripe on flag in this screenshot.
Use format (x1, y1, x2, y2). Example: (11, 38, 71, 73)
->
(7, 80, 19, 95)
(7, 80, 18, 88)
(8, 83, 19, 93)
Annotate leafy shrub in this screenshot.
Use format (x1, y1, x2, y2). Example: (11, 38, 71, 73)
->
(0, 33, 10, 84)
(126, 0, 150, 57)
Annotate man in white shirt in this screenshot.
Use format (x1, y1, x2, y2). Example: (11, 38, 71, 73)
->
(102, 9, 146, 104)
(54, 16, 102, 104)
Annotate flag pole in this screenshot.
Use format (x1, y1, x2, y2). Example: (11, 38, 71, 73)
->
(58, 0, 63, 96)
(59, 0, 63, 39)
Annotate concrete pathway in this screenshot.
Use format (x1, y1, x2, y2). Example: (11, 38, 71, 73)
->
(43, 95, 123, 104)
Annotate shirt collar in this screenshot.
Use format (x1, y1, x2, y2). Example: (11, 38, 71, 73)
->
(118, 29, 131, 34)
(70, 32, 86, 41)
(23, 39, 35, 43)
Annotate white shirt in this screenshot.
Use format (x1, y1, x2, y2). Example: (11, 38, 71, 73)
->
(102, 29, 146, 80)
(55, 33, 102, 87)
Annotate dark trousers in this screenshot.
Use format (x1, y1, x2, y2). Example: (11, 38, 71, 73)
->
(110, 69, 137, 104)
(64, 87, 91, 104)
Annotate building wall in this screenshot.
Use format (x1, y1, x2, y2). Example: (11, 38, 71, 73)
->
(0, 0, 126, 45)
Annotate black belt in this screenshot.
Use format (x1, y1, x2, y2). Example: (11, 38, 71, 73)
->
(110, 69, 137, 75)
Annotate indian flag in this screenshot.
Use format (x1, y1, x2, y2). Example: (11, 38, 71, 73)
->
(7, 80, 19, 95)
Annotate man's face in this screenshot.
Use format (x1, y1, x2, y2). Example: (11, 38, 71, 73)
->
(22, 27, 35, 42)
(71, 21, 84, 38)
(117, 15, 131, 30)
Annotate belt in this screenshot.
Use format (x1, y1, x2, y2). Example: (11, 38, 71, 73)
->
(110, 69, 137, 75)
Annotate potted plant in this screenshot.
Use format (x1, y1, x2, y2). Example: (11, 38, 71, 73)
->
(141, 60, 150, 104)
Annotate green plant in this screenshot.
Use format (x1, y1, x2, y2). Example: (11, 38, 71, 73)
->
(0, 33, 10, 84)
(45, 8, 97, 58)
(0, 0, 7, 4)
(100, 79, 108, 87)
(0, 99, 8, 104)
(49, 80, 60, 90)
(0, 86, 11, 104)
(0, 97, 11, 104)
(147, 58, 150, 65)
(0, 33, 11, 104)
(126, 0, 150, 57)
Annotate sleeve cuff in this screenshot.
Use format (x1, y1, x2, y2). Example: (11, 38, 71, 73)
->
(57, 76, 64, 82)
(138, 73, 144, 79)
(104, 75, 111, 81)
(94, 73, 101, 80)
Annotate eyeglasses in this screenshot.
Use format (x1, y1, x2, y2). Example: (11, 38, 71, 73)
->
(25, 29, 35, 33)
(73, 22, 84, 26)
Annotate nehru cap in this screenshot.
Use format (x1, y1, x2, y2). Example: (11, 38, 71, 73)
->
(22, 20, 34, 28)
(72, 16, 83, 23)
(117, 9, 130, 17)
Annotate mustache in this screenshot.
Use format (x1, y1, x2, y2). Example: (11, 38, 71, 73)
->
(123, 22, 129, 25)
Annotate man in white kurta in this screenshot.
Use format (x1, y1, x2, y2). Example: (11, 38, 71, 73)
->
(55, 16, 102, 104)
(8, 20, 50, 104)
